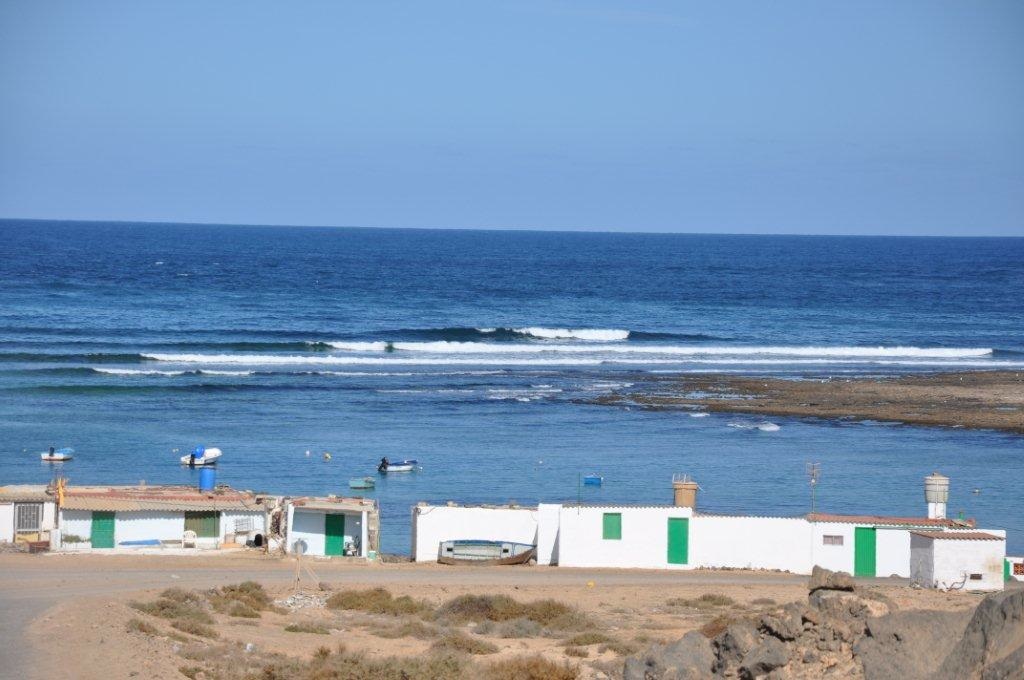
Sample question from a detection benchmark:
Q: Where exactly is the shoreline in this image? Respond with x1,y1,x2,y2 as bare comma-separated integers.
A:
591,370,1024,434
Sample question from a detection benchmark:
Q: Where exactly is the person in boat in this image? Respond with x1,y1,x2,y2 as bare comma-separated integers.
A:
189,451,196,467
378,456,389,472
49,446,55,456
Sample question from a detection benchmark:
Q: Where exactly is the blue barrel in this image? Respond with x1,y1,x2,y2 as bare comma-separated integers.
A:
199,466,216,492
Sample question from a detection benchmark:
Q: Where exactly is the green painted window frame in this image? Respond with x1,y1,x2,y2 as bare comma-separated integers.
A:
602,512,622,540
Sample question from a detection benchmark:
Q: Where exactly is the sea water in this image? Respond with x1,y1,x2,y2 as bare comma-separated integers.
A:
1,220,1022,553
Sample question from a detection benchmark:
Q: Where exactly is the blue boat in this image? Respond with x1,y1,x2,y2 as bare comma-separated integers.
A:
583,474,603,486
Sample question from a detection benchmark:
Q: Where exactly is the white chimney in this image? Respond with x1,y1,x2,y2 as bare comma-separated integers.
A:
924,472,949,520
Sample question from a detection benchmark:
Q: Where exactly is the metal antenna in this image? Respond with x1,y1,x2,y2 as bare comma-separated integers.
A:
806,462,821,515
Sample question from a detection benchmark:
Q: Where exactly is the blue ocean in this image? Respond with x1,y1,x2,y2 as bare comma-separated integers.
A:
2,220,1023,554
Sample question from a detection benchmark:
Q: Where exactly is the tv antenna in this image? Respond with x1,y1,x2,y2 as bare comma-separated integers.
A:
806,462,821,515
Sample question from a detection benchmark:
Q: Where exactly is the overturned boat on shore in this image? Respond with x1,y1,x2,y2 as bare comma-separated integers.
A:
437,539,536,566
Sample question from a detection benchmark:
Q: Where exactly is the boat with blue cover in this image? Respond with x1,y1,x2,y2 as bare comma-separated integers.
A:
40,447,74,462
437,539,536,566
583,474,603,486
378,457,418,473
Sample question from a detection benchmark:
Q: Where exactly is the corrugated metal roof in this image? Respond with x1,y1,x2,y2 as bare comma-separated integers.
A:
290,497,377,513
0,485,53,503
60,485,262,512
911,531,1003,541
807,513,973,528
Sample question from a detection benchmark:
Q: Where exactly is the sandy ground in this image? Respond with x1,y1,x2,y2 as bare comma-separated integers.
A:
0,553,991,680
594,370,1024,433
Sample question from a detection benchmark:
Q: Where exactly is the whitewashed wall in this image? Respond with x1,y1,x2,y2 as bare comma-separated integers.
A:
536,504,561,565
287,509,363,557
876,529,911,577
809,523,856,573
692,516,811,572
42,502,56,531
0,505,13,542
915,536,1005,592
412,505,539,563
909,535,933,585
59,510,93,542
220,510,266,540
115,512,183,543
556,506,694,569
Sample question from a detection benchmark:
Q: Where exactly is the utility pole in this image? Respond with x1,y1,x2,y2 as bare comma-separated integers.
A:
806,462,820,515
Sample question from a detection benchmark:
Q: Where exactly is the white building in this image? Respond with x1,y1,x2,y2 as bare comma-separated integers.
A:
411,473,1005,587
284,496,379,558
411,503,538,563
910,531,1006,591
56,484,267,550
0,485,57,546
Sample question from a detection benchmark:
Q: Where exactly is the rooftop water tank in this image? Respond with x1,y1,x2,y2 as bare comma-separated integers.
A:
925,472,950,503
199,466,217,492
672,474,699,509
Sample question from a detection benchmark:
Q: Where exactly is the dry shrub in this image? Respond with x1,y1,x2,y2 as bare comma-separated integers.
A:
161,587,204,604
284,621,330,635
599,639,641,656
665,593,736,609
210,581,279,617
259,649,470,680
369,620,439,639
436,594,590,630
563,631,613,647
171,619,219,639
326,587,430,616
130,596,214,624
431,631,499,655
482,655,579,680
126,618,159,635
699,614,734,639
564,645,589,658
751,597,777,606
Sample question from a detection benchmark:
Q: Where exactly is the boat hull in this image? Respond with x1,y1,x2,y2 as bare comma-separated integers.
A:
437,540,536,566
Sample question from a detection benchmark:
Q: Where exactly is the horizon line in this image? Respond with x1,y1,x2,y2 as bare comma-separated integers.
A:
1,216,1022,239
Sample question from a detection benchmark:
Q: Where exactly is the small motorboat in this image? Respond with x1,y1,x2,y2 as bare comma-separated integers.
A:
438,540,536,566
349,477,376,490
583,474,603,486
41,447,74,462
377,458,418,473
180,445,222,467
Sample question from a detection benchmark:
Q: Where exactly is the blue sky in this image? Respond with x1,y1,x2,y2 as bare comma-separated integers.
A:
1,1,1022,235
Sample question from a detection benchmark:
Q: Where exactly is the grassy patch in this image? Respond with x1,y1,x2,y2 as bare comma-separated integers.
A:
564,645,589,658
171,619,219,639
431,631,499,655
126,618,159,636
598,639,641,656
562,631,613,647
751,597,777,606
284,622,330,635
483,656,579,680
665,593,736,609
368,620,439,639
436,595,590,630
326,587,431,617
130,596,213,624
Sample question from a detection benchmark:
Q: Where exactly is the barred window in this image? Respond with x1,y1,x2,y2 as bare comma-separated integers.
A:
822,535,844,546
15,504,42,532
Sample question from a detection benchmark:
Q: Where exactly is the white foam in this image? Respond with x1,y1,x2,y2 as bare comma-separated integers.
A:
688,412,710,418
757,422,781,432
320,342,992,358
511,327,630,341
198,369,255,376
94,368,188,376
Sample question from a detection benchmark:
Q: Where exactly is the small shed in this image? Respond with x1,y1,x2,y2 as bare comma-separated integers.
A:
57,485,267,550
910,531,1006,592
0,485,57,545
285,496,379,558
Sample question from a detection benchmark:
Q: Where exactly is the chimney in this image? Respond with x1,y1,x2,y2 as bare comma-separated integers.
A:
924,472,949,519
672,474,699,510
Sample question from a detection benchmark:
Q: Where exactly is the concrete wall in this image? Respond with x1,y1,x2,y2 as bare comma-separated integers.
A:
60,510,93,541
220,510,266,540
692,516,811,572
0,504,13,542
556,506,694,569
287,508,364,557
809,523,856,573
536,503,561,566
915,537,1006,592
910,534,934,586
412,505,539,563
876,529,912,577
809,524,914,577
115,512,184,543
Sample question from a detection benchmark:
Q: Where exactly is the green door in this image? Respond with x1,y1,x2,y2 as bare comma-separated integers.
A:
91,511,115,549
325,513,346,556
184,511,220,538
854,527,876,577
667,518,689,565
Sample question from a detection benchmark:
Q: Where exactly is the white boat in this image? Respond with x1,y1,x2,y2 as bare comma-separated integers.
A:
180,445,222,467
378,458,418,473
41,447,74,462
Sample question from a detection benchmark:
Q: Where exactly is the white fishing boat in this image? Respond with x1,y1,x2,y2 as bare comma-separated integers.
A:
438,540,536,566
40,447,74,462
180,445,222,467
